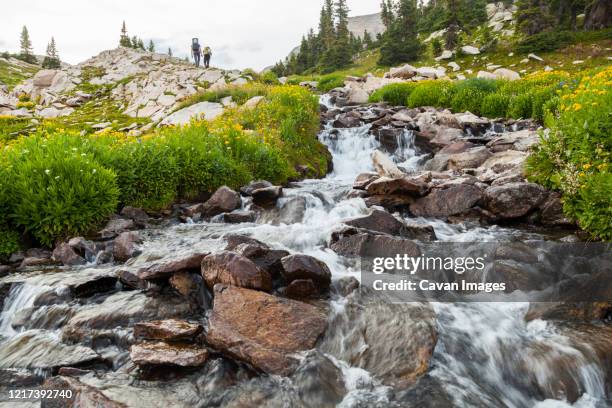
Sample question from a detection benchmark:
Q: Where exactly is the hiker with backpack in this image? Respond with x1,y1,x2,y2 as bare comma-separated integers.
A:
191,38,201,67
203,46,212,68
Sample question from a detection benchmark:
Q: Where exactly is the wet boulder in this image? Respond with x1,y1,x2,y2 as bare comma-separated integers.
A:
42,376,126,408
52,242,86,266
112,231,142,262
333,111,362,128
332,276,360,297
410,185,483,218
241,180,273,196
375,127,404,152
97,216,136,240
0,331,100,370
168,271,207,307
222,210,256,224
280,254,332,292
320,291,437,389
365,176,429,197
251,186,283,208
291,351,347,407
130,342,209,367
344,209,433,240
201,251,272,292
120,206,149,226
234,244,290,279
331,233,421,258
134,319,203,342
483,182,548,219
283,279,318,299
353,172,379,190
372,150,405,178
205,285,327,376
539,192,573,226
202,186,241,217
135,252,208,280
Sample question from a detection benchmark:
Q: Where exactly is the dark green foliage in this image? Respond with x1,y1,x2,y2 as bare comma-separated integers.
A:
18,26,36,64
42,37,61,69
516,31,574,53
5,134,120,246
379,0,423,66
480,93,510,118
317,74,345,92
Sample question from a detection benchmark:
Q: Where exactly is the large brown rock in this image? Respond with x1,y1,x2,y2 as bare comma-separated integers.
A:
52,243,86,266
345,209,422,238
113,231,141,262
201,251,272,292
447,146,492,170
483,182,548,219
251,186,283,208
331,233,421,258
134,319,203,341
130,342,209,367
135,252,208,280
168,271,206,307
280,254,332,291
365,176,429,197
202,186,241,217
205,285,327,376
410,185,483,218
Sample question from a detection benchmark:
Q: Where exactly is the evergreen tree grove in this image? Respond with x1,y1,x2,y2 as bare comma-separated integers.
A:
147,40,155,52
379,0,423,66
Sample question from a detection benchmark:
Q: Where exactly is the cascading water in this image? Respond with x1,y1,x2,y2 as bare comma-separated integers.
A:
0,96,608,408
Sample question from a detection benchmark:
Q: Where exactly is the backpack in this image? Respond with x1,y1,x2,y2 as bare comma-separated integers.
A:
192,43,201,52
204,47,212,55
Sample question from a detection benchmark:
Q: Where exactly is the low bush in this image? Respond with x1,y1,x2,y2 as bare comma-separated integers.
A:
516,31,574,54
480,93,510,118
317,74,346,93
4,134,120,246
527,67,612,240
369,82,418,105
407,80,455,108
507,93,533,119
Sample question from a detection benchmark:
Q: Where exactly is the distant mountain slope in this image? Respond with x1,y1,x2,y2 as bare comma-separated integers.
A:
348,13,384,38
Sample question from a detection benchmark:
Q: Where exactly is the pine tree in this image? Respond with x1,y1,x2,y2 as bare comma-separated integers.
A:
168,47,173,57
363,30,374,49
332,0,353,69
379,0,423,66
516,0,554,35
137,38,145,50
131,35,138,49
19,26,36,64
119,21,131,47
42,37,60,69
147,40,155,52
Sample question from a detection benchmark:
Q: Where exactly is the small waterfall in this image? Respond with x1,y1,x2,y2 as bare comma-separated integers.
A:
0,283,51,338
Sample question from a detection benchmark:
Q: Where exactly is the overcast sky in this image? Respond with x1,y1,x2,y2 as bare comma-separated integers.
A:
1,0,381,70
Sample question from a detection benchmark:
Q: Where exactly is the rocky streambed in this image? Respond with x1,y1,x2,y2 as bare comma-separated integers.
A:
0,94,610,407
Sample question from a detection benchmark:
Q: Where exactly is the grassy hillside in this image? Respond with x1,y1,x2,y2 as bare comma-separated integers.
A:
0,57,39,89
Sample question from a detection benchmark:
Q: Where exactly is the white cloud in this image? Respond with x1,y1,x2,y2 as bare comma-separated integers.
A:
0,0,381,70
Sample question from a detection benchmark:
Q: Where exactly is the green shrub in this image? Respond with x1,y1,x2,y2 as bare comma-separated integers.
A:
0,226,20,260
451,88,487,115
480,93,510,118
261,71,279,85
317,74,345,93
516,31,573,54
369,82,418,105
527,67,612,240
92,137,179,211
5,134,119,246
407,81,455,108
507,94,533,119
529,87,556,123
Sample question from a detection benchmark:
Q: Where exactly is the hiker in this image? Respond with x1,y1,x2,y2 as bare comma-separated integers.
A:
203,46,212,68
191,38,201,67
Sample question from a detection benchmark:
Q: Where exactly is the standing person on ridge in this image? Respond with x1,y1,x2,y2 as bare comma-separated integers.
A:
191,38,201,67
203,45,212,68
